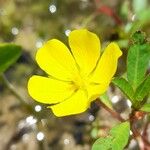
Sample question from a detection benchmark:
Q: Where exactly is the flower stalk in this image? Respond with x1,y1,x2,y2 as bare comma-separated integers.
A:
0,73,32,111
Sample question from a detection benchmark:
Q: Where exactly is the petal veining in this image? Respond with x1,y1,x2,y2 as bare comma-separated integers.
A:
49,90,89,117
89,42,122,84
36,39,79,81
69,29,100,77
28,75,75,104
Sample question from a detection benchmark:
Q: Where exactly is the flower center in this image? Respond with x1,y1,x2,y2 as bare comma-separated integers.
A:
73,75,88,90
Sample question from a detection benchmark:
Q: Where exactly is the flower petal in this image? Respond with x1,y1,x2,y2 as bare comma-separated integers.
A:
90,42,122,83
28,75,75,104
87,83,109,101
36,39,79,81
69,29,100,77
49,90,89,117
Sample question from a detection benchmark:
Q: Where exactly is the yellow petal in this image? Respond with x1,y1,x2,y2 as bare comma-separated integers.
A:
28,75,75,104
90,42,122,83
36,39,79,81
69,29,100,77
49,90,89,117
87,83,109,102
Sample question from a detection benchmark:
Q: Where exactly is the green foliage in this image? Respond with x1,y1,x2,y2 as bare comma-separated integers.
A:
127,44,150,90
134,75,150,101
140,103,150,112
92,137,112,150
112,77,134,101
0,43,21,73
1,0,150,149
100,92,113,109
92,122,130,150
127,32,150,89
131,31,146,45
113,31,150,109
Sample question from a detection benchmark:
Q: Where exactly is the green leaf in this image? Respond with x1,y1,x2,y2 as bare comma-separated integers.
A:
127,42,150,89
0,43,21,73
92,137,112,150
100,92,113,109
110,122,130,150
92,122,130,150
140,103,150,112
112,77,134,102
134,75,150,101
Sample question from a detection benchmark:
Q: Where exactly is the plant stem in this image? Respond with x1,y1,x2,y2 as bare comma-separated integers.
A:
97,97,150,149
129,110,150,150
143,117,149,139
0,73,27,104
96,98,125,122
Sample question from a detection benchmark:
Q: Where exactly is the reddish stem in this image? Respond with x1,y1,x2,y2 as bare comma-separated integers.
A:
96,99,125,122
96,98,150,150
94,0,123,25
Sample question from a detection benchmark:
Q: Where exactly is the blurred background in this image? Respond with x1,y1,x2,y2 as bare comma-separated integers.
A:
0,0,150,150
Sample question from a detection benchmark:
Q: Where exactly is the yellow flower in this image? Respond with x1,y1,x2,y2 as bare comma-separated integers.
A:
28,29,122,117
